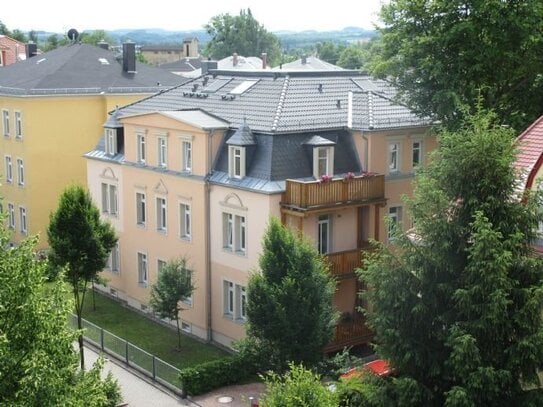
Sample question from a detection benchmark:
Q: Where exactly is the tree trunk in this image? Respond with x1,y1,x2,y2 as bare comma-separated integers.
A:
77,311,85,370
176,317,181,349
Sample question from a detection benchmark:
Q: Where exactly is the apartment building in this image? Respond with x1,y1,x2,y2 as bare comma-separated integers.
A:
0,42,183,248
86,69,436,349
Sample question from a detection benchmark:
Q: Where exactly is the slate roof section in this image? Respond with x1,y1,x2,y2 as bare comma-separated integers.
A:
159,57,202,73
117,71,431,134
515,115,543,188
226,121,256,145
304,135,336,146
104,108,123,128
0,43,185,95
272,57,344,71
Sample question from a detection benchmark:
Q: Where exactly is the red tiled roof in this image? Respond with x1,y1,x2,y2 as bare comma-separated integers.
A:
515,115,543,189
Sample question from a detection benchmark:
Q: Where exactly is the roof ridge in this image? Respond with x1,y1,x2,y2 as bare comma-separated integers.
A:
271,75,290,132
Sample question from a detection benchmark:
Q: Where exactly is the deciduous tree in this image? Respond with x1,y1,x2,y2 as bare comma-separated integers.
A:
47,185,117,370
368,0,543,131
150,257,194,348
360,109,543,405
247,218,336,371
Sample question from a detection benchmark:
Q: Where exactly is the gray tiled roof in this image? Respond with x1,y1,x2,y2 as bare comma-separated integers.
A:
304,135,336,146
117,70,430,133
159,58,202,72
0,43,185,95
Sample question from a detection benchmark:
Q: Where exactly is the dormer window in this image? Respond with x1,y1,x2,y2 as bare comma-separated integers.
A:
229,146,245,179
313,146,334,178
105,128,117,155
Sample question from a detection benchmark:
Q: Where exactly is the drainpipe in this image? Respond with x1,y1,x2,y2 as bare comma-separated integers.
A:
362,133,369,172
205,129,214,342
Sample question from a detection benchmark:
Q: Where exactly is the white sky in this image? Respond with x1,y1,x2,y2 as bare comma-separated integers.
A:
2,0,385,34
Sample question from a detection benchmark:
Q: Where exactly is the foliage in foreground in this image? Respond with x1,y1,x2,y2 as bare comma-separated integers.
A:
246,217,336,371
360,109,543,405
0,225,121,406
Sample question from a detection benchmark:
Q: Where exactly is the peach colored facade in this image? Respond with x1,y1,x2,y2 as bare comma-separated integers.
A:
87,110,435,348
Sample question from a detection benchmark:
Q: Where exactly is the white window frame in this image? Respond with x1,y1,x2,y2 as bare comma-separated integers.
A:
179,202,191,240
107,242,120,274
136,192,146,227
137,133,146,164
388,206,403,240
412,140,422,169
14,111,22,139
2,110,9,137
389,142,400,173
182,271,193,306
156,196,167,232
137,252,148,286
228,145,246,179
182,140,192,173
157,259,167,274
101,183,118,216
157,136,168,168
4,155,12,183
223,280,247,322
313,146,334,178
7,203,15,229
16,158,24,186
19,206,27,235
105,128,116,155
318,214,331,254
222,212,246,254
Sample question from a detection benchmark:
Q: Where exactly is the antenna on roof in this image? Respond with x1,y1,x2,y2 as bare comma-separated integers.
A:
67,28,79,43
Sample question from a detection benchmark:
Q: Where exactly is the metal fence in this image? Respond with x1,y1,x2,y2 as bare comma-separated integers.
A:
69,314,183,395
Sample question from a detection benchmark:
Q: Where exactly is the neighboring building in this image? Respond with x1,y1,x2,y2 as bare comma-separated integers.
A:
85,69,436,350
141,37,199,66
159,57,202,76
0,42,184,249
182,54,266,78
272,56,344,71
515,114,543,251
0,35,26,66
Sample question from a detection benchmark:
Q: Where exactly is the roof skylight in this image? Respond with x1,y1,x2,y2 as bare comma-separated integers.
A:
229,80,258,95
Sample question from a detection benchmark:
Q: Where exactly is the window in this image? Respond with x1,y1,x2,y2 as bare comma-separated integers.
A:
157,136,167,168
16,158,24,186
157,259,167,274
179,203,191,240
389,142,400,173
137,133,146,163
107,243,120,273
19,207,27,234
182,271,193,306
223,213,246,254
313,146,334,178
2,110,9,137
388,206,403,240
4,155,12,183
105,128,116,155
136,192,146,226
101,183,118,216
137,252,148,286
412,141,422,168
228,146,245,178
156,197,167,232
318,214,330,254
15,111,22,138
181,140,192,172
223,281,247,321
7,203,15,229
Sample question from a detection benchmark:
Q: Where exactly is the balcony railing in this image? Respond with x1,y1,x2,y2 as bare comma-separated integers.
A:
325,248,365,277
282,174,385,212
325,313,373,352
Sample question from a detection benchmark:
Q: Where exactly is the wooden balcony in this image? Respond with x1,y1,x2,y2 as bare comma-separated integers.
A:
281,174,385,214
325,248,366,278
325,313,373,352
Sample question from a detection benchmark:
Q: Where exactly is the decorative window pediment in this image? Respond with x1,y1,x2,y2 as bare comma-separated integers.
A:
154,179,168,195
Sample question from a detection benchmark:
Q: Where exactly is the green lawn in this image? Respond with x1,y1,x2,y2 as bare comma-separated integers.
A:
76,290,229,370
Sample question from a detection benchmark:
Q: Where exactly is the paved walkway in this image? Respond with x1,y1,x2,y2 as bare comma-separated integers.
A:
84,345,191,406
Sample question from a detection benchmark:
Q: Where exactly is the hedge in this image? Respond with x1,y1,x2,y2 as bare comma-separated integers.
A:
179,355,255,396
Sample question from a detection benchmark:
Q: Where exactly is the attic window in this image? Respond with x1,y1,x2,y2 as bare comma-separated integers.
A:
313,146,334,179
98,58,110,65
229,80,258,95
228,146,246,179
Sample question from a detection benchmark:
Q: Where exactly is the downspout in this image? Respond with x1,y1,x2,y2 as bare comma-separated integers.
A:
205,129,214,342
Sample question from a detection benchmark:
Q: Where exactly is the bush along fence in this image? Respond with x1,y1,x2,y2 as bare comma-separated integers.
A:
69,314,183,395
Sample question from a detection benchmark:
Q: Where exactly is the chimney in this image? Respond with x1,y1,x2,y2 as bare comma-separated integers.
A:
122,42,136,73
233,52,238,67
26,42,37,59
261,52,267,69
301,55,307,65
98,41,109,50
201,60,218,75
